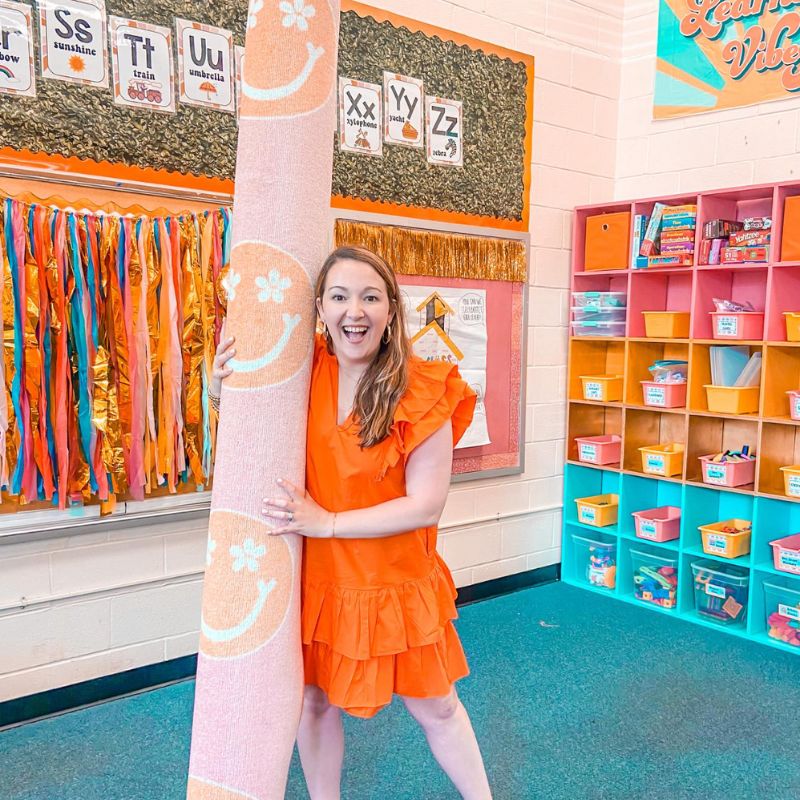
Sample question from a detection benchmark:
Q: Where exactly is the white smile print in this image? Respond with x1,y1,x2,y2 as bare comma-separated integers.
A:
229,313,302,373
241,42,325,102
201,578,277,643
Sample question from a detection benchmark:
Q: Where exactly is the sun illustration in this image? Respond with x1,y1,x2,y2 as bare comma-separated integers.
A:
69,55,86,74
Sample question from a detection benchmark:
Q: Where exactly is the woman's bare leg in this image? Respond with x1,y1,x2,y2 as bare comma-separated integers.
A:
296,685,345,800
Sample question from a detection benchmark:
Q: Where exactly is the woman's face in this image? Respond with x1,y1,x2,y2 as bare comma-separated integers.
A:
316,258,393,368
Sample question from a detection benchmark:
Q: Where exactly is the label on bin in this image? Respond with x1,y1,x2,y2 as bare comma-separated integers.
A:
638,520,657,539
792,396,800,418
579,443,598,463
644,386,666,406
579,507,596,524
779,603,800,621
584,382,602,400
705,533,728,553
787,475,800,497
778,550,800,570
645,454,665,474
704,465,727,485
706,582,726,599
716,315,738,336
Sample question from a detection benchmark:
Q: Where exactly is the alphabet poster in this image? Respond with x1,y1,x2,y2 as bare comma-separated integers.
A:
39,0,107,87
176,18,234,114
0,0,36,97
383,71,423,147
110,16,174,113
426,95,463,167
338,76,382,156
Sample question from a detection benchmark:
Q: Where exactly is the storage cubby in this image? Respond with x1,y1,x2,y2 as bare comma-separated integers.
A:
564,181,800,656
749,569,800,653
573,203,633,275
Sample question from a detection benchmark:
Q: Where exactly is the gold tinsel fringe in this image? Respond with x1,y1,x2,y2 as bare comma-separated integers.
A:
334,219,527,283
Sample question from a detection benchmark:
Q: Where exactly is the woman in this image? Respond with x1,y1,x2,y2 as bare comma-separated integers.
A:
210,246,492,800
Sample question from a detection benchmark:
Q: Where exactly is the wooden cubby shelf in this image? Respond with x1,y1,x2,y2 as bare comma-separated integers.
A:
564,180,800,657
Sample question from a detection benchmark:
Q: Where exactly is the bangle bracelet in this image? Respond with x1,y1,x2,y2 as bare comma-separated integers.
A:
209,391,221,412
332,512,337,538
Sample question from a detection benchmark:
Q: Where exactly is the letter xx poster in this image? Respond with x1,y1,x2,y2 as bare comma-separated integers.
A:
656,0,800,119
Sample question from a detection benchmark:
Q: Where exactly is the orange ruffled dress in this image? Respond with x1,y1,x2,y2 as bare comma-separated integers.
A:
302,336,477,718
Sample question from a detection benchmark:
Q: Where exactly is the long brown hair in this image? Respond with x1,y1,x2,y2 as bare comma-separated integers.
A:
316,246,412,448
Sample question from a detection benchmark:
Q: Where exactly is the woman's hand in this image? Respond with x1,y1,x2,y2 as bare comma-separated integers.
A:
210,325,236,398
262,479,334,537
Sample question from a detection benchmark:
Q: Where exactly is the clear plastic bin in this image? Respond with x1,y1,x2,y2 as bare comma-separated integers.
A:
575,434,621,465
571,291,627,309
630,548,678,609
570,533,616,590
571,320,626,338
764,580,800,648
571,306,627,323
632,506,681,542
691,559,749,626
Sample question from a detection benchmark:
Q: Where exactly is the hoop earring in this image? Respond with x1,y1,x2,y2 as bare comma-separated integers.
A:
382,326,392,345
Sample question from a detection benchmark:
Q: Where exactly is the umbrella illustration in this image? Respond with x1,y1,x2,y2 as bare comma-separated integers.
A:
199,80,217,100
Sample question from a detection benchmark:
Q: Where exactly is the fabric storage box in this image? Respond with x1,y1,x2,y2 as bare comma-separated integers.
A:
781,195,800,261
704,385,760,415
699,519,752,559
575,494,619,527
691,559,749,626
642,311,690,339
784,312,800,342
570,533,617,590
571,306,627,323
640,381,687,408
630,548,678,609
571,320,625,337
639,443,684,477
788,390,800,421
769,533,800,575
572,291,627,308
580,375,623,402
764,580,800,648
632,506,681,543
699,455,756,488
584,212,630,271
575,434,621,466
710,311,764,340
781,466,800,498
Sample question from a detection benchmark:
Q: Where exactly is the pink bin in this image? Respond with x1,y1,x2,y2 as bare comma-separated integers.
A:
710,311,764,340
700,455,756,488
575,434,621,466
641,381,687,409
632,506,681,543
770,534,800,575
788,390,800,421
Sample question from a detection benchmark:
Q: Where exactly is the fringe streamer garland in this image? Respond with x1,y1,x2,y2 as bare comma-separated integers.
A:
0,196,231,510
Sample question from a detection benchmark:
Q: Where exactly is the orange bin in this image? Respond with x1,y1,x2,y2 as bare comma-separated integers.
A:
642,311,690,339
785,312,800,342
584,212,630,271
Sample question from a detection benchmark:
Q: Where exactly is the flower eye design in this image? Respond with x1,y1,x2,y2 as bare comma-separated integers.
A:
248,0,264,29
206,537,217,567
230,538,267,573
256,269,293,304
222,269,242,302
279,0,316,31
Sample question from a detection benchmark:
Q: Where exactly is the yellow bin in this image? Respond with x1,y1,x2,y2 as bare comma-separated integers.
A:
704,385,760,415
781,465,800,498
785,312,800,342
639,443,684,477
580,375,623,403
699,519,752,559
575,494,619,527
642,311,691,339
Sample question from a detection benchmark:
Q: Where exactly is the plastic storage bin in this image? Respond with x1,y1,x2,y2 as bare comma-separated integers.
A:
691,559,749,626
575,434,621,466
574,494,619,527
788,390,800,421
769,533,800,575
781,466,800,498
632,506,681,543
704,385,760,415
571,320,626,338
580,375,623,402
640,381,687,408
784,312,800,342
570,533,617,590
572,291,627,308
630,548,678,609
642,311,690,339
699,519,752,559
639,443,684,477
764,580,800,648
699,455,756,488
571,306,627,323
710,311,764,340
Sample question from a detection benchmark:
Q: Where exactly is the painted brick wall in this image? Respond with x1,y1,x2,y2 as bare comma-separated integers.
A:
0,0,624,700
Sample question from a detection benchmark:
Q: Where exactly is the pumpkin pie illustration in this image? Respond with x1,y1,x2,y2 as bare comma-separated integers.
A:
402,119,418,140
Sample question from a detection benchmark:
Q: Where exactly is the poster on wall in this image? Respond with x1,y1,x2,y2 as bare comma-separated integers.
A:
0,0,36,97
655,1,800,119
338,77,382,156
176,19,235,113
39,0,108,87
426,96,463,167
400,285,490,449
110,17,175,113
383,71,423,147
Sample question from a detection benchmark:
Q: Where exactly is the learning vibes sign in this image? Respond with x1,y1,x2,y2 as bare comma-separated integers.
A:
656,0,800,118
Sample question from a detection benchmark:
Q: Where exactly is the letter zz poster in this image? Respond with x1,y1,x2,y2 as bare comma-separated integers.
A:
656,0,800,119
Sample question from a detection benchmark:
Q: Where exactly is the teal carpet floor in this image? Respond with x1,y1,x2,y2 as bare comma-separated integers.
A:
2,581,799,800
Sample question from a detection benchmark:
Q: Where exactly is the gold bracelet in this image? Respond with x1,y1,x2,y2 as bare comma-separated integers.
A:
209,391,221,412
